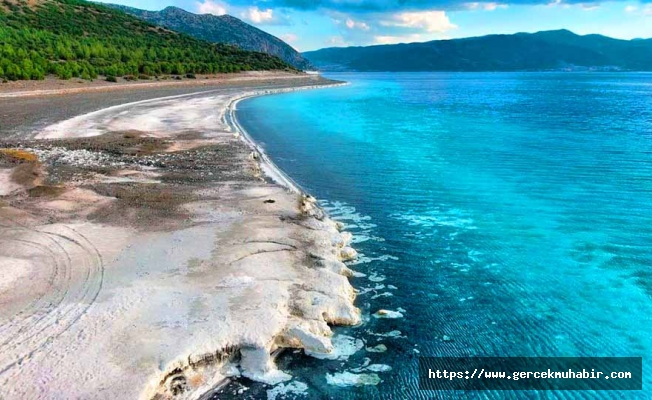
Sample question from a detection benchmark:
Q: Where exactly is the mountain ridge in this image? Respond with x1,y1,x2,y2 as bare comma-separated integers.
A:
0,0,292,81
109,4,312,70
303,30,652,72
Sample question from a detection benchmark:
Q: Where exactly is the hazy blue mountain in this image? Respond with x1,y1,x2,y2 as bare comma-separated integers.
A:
303,30,652,71
110,5,312,70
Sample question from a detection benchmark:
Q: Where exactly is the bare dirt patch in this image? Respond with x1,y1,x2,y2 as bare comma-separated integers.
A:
56,131,171,156
0,127,256,230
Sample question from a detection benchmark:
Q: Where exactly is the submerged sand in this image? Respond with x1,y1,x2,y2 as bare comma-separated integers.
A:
0,74,359,399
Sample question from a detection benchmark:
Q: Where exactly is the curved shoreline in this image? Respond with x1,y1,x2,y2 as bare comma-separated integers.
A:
173,81,353,399
226,82,349,194
138,78,363,399
203,81,353,396
0,76,362,400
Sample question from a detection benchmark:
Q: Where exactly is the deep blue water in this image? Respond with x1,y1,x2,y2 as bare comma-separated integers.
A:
232,73,652,399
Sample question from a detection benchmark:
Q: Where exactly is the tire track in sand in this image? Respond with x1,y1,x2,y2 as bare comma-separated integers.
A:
0,217,104,375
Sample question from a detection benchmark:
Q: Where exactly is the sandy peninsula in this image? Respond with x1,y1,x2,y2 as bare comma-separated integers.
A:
0,73,360,399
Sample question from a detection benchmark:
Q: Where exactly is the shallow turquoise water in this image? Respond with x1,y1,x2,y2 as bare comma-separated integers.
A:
231,73,652,399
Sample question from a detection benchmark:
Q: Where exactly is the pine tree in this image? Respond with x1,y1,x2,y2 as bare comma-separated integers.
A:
0,0,293,82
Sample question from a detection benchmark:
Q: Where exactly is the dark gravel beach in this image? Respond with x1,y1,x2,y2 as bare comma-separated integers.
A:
0,75,336,139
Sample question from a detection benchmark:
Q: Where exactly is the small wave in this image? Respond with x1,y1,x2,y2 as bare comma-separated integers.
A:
325,372,381,387
366,344,387,353
357,283,386,296
363,364,392,373
373,309,404,319
267,381,308,400
305,334,363,360
351,234,385,244
368,273,386,282
319,200,379,233
468,250,484,262
350,254,399,266
366,330,405,339
391,207,478,231
350,357,393,373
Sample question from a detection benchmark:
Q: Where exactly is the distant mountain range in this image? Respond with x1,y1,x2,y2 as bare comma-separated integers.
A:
303,30,652,72
109,5,312,70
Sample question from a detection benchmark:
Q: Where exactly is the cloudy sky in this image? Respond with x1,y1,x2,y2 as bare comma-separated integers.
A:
97,0,652,51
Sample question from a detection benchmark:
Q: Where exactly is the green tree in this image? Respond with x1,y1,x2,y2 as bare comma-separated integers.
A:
0,0,294,82
5,63,21,81
32,67,46,80
56,64,73,80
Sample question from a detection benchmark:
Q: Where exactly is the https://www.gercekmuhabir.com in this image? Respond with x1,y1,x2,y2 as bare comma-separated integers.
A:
419,357,642,391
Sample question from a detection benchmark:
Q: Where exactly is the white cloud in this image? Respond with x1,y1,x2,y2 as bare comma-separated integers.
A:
625,4,652,15
465,2,508,11
544,0,570,9
484,2,508,10
543,0,596,10
579,3,599,11
381,11,457,33
345,18,371,31
327,36,348,46
243,7,274,23
281,33,298,43
280,34,299,50
374,34,424,44
196,1,290,25
196,0,227,16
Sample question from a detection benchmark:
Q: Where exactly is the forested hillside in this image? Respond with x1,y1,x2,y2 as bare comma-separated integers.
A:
0,0,293,81
111,5,312,70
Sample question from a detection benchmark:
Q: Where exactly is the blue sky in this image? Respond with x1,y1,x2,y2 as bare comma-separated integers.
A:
97,0,652,51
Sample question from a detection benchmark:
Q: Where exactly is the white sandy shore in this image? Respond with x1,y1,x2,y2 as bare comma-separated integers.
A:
0,77,359,399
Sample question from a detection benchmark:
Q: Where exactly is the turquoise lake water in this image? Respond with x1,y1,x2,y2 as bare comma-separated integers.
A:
229,73,652,399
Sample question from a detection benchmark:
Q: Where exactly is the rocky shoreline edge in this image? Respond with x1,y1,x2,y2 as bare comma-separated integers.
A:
0,75,363,400
146,80,360,399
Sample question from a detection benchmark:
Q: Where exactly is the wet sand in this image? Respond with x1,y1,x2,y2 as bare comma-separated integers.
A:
0,73,359,399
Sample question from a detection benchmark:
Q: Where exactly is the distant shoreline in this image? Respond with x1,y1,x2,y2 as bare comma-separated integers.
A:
0,71,307,98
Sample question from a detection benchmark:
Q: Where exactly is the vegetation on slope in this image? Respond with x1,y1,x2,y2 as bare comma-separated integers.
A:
111,5,313,70
0,0,293,82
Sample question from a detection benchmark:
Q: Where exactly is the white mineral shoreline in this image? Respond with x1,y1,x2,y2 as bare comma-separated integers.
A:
226,82,349,194
191,80,351,396
0,76,361,400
